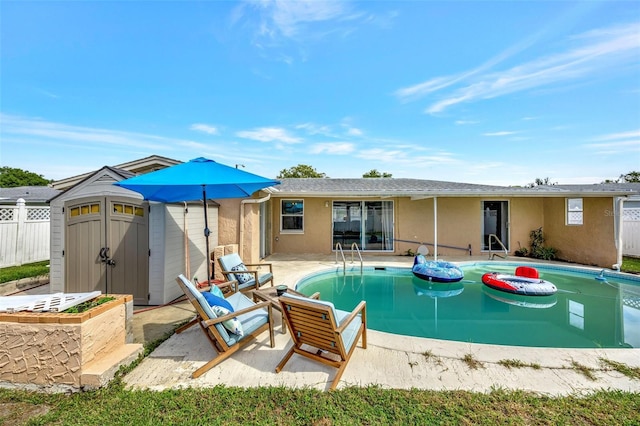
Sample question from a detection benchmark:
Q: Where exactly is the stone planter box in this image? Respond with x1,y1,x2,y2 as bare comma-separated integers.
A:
0,294,143,392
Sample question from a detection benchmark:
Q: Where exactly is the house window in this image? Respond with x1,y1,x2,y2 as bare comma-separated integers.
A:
281,200,303,233
567,198,583,225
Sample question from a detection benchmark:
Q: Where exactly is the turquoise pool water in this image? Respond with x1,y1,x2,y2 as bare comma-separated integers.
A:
295,262,640,348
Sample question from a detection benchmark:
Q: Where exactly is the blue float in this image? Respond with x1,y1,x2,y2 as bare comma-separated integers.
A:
412,254,464,283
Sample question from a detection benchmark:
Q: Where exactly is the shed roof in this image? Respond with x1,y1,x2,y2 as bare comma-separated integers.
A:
265,178,640,198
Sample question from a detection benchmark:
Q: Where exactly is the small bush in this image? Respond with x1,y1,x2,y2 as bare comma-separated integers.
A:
529,227,557,260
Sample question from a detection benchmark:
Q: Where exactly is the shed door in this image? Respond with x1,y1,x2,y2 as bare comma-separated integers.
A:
65,197,149,304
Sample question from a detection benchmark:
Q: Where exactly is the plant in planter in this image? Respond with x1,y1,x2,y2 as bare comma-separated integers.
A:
63,296,115,314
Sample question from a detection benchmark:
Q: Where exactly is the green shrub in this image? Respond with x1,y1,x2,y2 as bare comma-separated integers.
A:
529,227,557,260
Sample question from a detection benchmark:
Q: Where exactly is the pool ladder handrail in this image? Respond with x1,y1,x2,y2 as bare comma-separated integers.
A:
335,242,346,273
335,242,364,273
488,234,508,260
351,242,363,273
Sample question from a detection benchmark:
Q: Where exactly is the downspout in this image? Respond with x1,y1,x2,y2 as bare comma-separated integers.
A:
433,197,438,260
239,193,271,259
614,197,625,270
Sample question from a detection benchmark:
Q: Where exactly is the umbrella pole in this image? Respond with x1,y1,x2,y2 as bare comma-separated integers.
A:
203,187,211,287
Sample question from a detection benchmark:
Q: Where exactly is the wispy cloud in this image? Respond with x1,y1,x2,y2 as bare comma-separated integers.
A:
33,87,60,99
263,1,354,38
310,142,355,155
190,123,220,135
236,126,301,144
233,0,381,63
295,122,334,137
0,113,193,151
591,129,640,141
455,120,480,126
395,21,640,114
585,129,640,154
483,131,518,137
355,148,459,166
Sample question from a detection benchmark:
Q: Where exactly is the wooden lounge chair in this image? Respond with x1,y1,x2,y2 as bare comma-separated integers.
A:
276,293,367,390
175,274,274,378
218,253,274,292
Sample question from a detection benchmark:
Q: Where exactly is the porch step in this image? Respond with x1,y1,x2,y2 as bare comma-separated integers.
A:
81,343,144,390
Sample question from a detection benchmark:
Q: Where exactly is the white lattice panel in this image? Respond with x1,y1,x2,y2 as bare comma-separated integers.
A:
0,291,102,313
623,208,640,222
27,207,50,221
0,207,16,222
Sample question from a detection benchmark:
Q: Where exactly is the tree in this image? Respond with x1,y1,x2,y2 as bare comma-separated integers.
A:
362,169,392,178
525,177,556,188
277,164,327,178
603,171,640,183
0,167,52,188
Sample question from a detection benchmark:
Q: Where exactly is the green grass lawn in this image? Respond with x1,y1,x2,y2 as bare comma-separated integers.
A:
622,256,640,274
1,258,639,425
0,260,49,284
1,382,639,425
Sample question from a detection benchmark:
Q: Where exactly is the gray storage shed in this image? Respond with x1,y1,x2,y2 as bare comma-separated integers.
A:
49,166,218,305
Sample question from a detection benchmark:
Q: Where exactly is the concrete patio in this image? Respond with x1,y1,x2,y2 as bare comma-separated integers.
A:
123,254,640,395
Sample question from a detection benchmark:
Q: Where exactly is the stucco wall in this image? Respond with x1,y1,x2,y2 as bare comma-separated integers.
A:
0,296,130,388
217,198,266,264
267,194,618,267
217,199,240,249
272,197,334,254
510,198,545,253
543,197,617,267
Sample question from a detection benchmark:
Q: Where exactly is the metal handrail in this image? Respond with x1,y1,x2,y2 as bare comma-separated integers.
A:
350,242,363,273
335,242,346,272
488,234,508,260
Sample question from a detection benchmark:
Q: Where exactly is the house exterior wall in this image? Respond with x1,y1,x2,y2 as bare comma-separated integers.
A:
543,197,617,267
434,198,480,256
266,194,618,267
217,199,240,250
509,198,545,253
216,198,263,263
272,197,337,254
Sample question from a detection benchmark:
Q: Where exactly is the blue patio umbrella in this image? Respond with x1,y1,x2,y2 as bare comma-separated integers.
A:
115,157,279,284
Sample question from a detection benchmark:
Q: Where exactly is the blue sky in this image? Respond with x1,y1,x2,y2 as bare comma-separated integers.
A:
1,1,639,186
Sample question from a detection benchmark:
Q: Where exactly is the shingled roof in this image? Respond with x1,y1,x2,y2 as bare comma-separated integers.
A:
265,178,639,198
0,186,62,203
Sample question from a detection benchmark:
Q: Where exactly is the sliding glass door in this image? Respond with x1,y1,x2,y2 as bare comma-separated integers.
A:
332,201,394,251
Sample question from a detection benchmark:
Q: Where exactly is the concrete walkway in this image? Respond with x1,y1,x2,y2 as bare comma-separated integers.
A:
123,254,640,394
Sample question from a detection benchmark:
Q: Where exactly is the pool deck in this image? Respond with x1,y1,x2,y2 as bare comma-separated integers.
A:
123,254,640,394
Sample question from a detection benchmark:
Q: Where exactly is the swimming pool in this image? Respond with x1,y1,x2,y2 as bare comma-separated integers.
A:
295,262,640,348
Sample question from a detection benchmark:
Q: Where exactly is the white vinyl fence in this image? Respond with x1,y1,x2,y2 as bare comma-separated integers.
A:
623,208,640,257
0,199,51,268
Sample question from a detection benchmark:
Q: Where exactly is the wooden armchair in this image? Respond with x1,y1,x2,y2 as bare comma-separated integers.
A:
217,253,274,291
276,293,367,390
175,274,274,378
